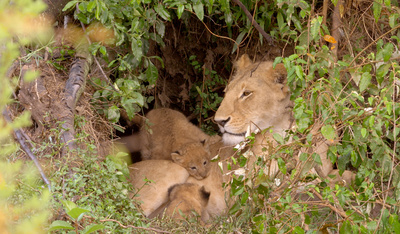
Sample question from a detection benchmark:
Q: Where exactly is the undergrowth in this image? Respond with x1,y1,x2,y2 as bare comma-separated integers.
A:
2,0,400,233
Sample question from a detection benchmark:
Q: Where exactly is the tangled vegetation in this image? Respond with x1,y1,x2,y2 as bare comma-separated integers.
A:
1,0,399,233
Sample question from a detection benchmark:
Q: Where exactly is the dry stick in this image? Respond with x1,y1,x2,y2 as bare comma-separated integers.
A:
231,0,275,46
2,108,51,192
311,188,348,219
331,0,342,60
100,219,172,233
321,0,329,26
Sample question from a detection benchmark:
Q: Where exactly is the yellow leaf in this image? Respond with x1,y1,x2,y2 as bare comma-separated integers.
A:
330,45,336,50
324,35,337,44
339,4,345,18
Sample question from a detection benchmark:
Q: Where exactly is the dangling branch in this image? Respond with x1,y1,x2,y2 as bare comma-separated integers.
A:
2,108,51,191
231,0,275,46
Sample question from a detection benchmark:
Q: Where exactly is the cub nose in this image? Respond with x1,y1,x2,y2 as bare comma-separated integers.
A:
215,117,230,127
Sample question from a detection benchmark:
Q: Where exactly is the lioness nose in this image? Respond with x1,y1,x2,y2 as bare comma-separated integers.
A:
215,117,230,127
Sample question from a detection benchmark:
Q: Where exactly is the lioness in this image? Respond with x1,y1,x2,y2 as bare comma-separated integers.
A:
214,54,354,183
149,183,210,223
140,108,212,180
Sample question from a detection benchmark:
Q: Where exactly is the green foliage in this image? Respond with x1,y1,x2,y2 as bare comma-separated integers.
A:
0,0,52,233
51,153,146,233
49,200,105,233
189,55,226,134
223,0,400,232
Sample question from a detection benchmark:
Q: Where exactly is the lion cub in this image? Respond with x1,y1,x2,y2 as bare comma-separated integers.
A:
149,183,210,223
140,108,212,180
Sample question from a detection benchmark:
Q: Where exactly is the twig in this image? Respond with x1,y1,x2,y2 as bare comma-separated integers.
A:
231,0,275,46
311,188,348,219
349,23,400,66
2,108,51,192
100,218,172,233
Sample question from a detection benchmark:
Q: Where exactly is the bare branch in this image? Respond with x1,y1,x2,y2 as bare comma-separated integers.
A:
2,108,51,191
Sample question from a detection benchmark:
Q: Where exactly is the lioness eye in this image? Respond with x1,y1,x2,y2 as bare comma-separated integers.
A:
191,167,197,170
241,90,252,98
203,161,207,165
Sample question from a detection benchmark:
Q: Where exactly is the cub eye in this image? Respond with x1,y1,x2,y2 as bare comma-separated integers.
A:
191,166,197,170
240,90,252,99
203,161,207,165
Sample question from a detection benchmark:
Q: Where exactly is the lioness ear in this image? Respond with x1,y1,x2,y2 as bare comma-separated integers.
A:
274,63,287,84
235,54,253,70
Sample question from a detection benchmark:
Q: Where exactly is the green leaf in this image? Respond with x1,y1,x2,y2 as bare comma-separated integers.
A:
67,207,90,221
48,220,74,231
107,105,120,123
177,4,184,19
156,22,165,38
82,224,106,234
376,63,390,85
99,45,107,56
299,153,308,162
293,226,305,234
87,1,96,12
361,128,367,138
321,125,336,141
340,220,352,234
61,200,77,212
312,153,322,165
273,133,284,145
146,62,158,85
295,65,304,80
232,30,247,54
389,14,399,28
62,0,79,11
382,43,394,62
193,2,204,21
359,72,371,92
155,3,171,21
366,221,377,230
373,0,383,22
131,38,143,61
277,12,284,31
310,17,321,41
121,98,139,119
132,92,145,107
277,158,286,174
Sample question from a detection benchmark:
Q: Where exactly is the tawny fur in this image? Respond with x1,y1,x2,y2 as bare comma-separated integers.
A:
153,183,210,223
214,54,354,184
128,160,189,217
140,108,212,179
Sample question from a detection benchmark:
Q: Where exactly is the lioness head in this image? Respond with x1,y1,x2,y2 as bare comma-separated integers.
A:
171,140,211,180
165,183,210,222
214,54,292,145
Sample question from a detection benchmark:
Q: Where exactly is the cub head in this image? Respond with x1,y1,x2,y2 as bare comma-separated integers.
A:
171,140,211,180
165,183,210,222
214,54,292,146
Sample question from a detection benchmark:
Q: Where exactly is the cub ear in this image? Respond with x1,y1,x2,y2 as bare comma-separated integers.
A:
235,54,253,70
171,151,184,163
273,63,287,84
